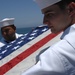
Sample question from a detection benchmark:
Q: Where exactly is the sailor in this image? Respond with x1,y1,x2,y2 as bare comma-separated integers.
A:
0,18,23,47
22,0,75,75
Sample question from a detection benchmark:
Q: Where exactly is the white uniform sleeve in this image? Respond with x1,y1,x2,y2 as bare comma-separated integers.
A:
22,47,65,75
0,38,6,47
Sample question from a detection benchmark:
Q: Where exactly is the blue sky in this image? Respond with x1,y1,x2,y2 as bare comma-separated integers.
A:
0,0,44,28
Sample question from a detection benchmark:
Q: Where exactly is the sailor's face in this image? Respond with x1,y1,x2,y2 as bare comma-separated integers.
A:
1,26,16,41
42,4,71,33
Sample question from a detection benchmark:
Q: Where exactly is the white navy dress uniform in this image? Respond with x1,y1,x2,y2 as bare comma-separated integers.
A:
0,18,23,47
22,0,75,75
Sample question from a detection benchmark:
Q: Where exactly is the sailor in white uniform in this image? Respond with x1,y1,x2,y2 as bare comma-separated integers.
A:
22,0,75,75
0,18,23,47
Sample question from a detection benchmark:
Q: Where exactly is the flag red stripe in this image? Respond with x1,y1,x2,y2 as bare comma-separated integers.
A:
0,33,59,75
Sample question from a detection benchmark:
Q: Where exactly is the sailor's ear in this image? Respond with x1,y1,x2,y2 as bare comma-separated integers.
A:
14,26,16,30
67,2,75,16
12,25,16,30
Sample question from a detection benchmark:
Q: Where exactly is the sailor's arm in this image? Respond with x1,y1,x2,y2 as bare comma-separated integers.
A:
22,47,65,75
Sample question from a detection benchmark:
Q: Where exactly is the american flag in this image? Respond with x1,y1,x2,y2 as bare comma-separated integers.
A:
0,25,62,75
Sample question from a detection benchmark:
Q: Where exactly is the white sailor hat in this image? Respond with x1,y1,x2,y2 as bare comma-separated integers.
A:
34,0,61,9
0,18,15,28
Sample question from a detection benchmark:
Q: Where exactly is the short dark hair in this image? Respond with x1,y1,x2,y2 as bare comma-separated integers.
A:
56,0,75,10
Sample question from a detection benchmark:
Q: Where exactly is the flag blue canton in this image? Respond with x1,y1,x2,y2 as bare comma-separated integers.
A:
0,25,49,60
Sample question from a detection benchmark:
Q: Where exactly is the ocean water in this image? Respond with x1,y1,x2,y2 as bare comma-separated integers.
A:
16,27,33,34
0,27,34,40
